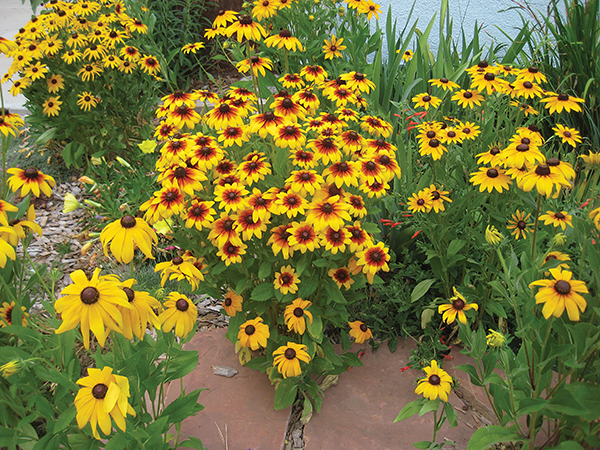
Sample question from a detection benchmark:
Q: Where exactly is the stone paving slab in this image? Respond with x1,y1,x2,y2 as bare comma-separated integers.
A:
304,340,490,450
173,329,291,450
174,329,495,450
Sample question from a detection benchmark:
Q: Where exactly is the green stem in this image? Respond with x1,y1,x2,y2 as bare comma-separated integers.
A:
432,409,438,443
531,194,542,260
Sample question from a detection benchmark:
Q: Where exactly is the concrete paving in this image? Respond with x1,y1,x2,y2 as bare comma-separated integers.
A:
174,329,493,450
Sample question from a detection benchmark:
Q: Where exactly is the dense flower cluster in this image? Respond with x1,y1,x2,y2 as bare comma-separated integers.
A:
2,0,159,115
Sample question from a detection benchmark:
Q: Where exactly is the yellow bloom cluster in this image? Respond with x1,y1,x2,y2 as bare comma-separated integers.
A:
3,0,159,114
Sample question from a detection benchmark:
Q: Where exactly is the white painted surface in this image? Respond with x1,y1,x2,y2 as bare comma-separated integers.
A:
375,0,554,56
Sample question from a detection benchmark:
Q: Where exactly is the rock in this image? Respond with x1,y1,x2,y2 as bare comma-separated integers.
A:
212,365,238,378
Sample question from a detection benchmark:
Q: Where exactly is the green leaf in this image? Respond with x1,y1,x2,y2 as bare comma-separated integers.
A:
306,314,323,343
456,364,483,386
545,443,585,450
312,258,329,267
546,387,589,417
411,279,436,303
250,283,275,302
258,261,272,279
413,441,432,449
54,405,77,433
104,433,131,450
447,239,466,258
160,390,205,423
341,352,363,367
274,378,298,410
516,398,548,416
164,350,198,382
394,399,424,422
419,399,441,416
36,127,57,144
466,425,526,450
324,281,347,304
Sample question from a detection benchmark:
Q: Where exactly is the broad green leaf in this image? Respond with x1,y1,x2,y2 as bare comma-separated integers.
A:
411,279,436,303
466,425,525,450
274,378,298,410
394,399,424,422
306,314,323,343
250,283,275,302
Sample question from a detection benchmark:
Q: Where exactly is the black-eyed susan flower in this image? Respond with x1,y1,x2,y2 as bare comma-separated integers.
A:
341,71,375,93
519,163,570,197
251,0,279,19
511,79,544,99
543,251,571,272
438,286,478,324
55,268,130,349
154,254,205,289
530,268,588,321
476,145,503,165
3,205,42,246
321,226,351,254
274,122,306,149
517,66,547,83
423,185,451,213
323,35,346,59
222,290,243,317
553,124,581,147
356,241,390,283
238,317,270,350
74,367,135,440
407,190,433,213
348,320,373,343
7,167,55,197
264,29,303,52
0,200,18,226
159,292,198,338
399,49,413,61
507,210,533,240
470,166,512,193
415,360,453,402
329,267,355,290
46,74,64,93
234,208,269,240
540,92,584,114
451,89,484,109
429,77,459,91
0,301,28,327
268,224,294,259
225,14,267,42
539,210,573,230
283,298,313,334
418,138,447,161
42,96,62,116
118,278,161,340
208,212,240,246
288,221,320,253
217,240,247,266
300,64,327,83
306,194,352,231
287,169,323,196
273,342,310,378
0,233,16,268
100,215,157,264
412,92,441,110
357,0,382,20
0,360,21,377
274,190,307,218
184,199,216,230
77,92,97,111
579,151,600,169
78,63,103,81
181,42,204,54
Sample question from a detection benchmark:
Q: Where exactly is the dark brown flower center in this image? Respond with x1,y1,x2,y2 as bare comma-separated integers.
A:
417,199,425,205
429,139,440,147
448,131,456,138
546,158,560,166
422,95,431,102
291,306,304,318
557,93,569,101
563,131,572,138
322,202,333,213
484,73,495,81
285,348,296,359
24,167,39,179
452,298,465,310
165,191,177,201
523,81,533,89
555,212,565,219
120,215,136,228
486,168,499,178
429,374,441,385
223,219,234,230
174,167,187,178
284,125,296,135
516,144,529,152
359,323,368,332
517,221,527,229
336,270,348,280
554,280,571,295
92,383,108,399
80,287,99,305
224,297,232,306
176,298,189,311
463,91,473,99
546,254,557,261
123,287,135,302
431,191,440,200
245,324,256,335
535,164,551,176
477,61,489,68
219,104,230,113
370,251,381,261
490,147,500,155
279,29,292,38
426,131,436,139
